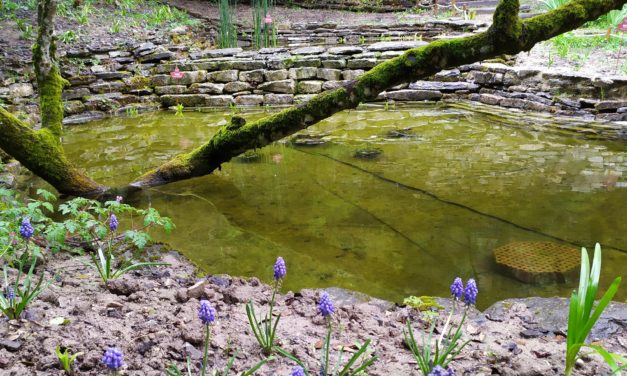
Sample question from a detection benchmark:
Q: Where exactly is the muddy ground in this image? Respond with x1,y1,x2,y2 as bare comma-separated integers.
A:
0,245,625,375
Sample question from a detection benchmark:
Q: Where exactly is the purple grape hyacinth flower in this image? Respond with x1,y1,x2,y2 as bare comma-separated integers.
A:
19,217,34,239
115,196,123,203
292,366,306,376
199,300,216,325
273,256,286,280
463,278,478,306
450,277,463,300
428,365,455,376
318,292,334,317
101,347,123,370
6,286,15,302
109,214,119,232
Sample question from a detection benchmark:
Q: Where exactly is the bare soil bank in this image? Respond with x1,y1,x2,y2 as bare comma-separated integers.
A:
0,246,625,375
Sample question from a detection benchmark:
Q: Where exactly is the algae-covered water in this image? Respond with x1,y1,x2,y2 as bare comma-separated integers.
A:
63,103,627,308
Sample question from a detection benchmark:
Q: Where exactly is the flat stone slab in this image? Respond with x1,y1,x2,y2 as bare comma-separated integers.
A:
62,111,106,125
367,41,428,51
484,297,627,341
203,48,243,58
327,46,365,55
291,46,326,55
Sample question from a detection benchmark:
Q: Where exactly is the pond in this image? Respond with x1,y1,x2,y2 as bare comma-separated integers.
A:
62,103,627,309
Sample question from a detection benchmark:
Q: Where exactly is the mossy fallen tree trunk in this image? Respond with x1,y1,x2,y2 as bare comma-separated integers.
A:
0,0,625,196
0,0,106,196
131,0,626,188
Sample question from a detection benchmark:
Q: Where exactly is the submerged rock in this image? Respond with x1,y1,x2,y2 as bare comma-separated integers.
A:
234,150,262,163
385,128,413,139
353,146,383,160
290,133,328,146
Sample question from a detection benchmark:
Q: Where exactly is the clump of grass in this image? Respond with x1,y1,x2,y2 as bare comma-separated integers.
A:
252,0,276,49
218,0,238,48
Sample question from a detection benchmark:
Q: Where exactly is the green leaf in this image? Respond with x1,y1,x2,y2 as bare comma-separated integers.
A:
583,344,626,372
36,189,56,202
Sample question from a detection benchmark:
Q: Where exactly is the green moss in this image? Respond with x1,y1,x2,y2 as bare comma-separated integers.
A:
491,0,523,51
403,296,444,311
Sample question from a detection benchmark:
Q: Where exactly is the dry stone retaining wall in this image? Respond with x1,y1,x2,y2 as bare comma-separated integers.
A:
1,40,626,126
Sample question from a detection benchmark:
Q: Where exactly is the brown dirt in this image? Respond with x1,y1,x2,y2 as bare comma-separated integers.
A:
0,245,624,375
167,0,414,28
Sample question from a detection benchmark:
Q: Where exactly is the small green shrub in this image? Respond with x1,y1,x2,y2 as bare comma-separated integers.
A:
55,346,83,375
565,244,625,375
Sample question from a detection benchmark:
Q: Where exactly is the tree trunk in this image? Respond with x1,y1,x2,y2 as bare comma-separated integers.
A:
0,0,624,197
0,0,106,196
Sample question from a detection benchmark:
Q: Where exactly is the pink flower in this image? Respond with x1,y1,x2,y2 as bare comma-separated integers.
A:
263,14,272,24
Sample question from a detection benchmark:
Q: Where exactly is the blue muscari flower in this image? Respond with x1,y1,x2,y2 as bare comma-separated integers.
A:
6,286,15,302
101,347,123,370
199,300,216,325
19,217,34,239
318,292,334,317
109,214,119,232
428,365,455,376
273,256,286,280
450,277,463,300
463,278,478,306
292,366,306,376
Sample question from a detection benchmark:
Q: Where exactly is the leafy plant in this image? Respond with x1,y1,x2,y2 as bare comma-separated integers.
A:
565,244,625,375
55,346,83,375
109,19,122,33
276,292,377,375
175,103,184,116
87,199,170,283
59,30,78,44
167,300,273,376
14,17,34,39
0,256,54,319
246,257,285,355
586,5,627,29
126,106,139,117
539,0,570,11
404,278,477,375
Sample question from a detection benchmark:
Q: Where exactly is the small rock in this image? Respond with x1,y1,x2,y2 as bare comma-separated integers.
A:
187,281,206,299
137,340,156,356
208,275,231,288
532,349,551,358
106,301,124,309
184,342,204,360
0,339,22,352
520,329,545,338
106,277,141,296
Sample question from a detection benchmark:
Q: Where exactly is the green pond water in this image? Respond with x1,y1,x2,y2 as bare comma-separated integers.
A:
62,103,627,309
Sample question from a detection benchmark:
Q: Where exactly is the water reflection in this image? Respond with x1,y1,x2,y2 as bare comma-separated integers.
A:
62,104,627,309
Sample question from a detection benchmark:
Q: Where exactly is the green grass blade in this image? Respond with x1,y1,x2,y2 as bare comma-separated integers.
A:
113,262,168,278
580,277,621,341
221,351,238,376
348,355,378,376
339,339,371,374
241,355,274,376
583,344,622,371
566,291,579,352
246,302,266,348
